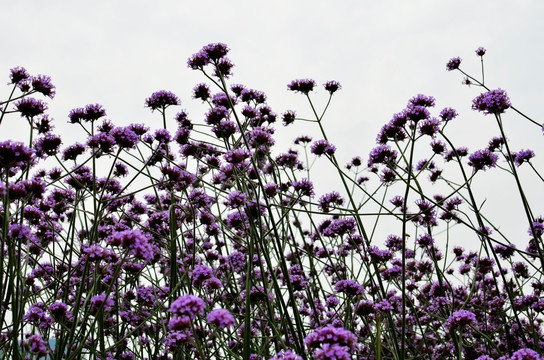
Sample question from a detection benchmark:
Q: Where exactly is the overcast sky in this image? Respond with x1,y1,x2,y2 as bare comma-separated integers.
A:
1,0,543,246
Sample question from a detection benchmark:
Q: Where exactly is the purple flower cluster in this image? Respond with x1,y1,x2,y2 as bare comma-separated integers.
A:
472,89,511,115
287,79,316,94
145,90,180,111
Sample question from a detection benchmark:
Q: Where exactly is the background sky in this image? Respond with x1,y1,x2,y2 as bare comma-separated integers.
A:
1,0,543,248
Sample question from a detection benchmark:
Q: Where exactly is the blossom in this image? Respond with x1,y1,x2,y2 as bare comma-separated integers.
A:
26,334,50,356
324,80,341,94
33,134,61,159
193,83,211,101
145,90,180,111
468,149,499,171
439,107,458,121
444,309,476,331
334,280,364,296
31,74,55,98
311,139,336,156
15,97,48,117
206,308,235,329
472,89,511,115
409,94,435,108
0,140,35,171
318,191,344,212
509,348,542,360
169,294,206,319
287,79,316,94
203,42,230,61
9,66,30,85
475,46,487,56
292,178,314,197
368,144,398,166
305,325,357,354
514,149,535,166
446,57,462,71
68,104,107,123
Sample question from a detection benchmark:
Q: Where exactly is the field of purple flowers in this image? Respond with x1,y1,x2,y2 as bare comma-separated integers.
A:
1,43,543,360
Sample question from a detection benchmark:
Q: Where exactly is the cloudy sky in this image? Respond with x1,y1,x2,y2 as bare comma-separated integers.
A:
1,0,543,245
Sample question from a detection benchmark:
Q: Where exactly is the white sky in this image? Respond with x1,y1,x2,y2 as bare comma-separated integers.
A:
1,0,543,248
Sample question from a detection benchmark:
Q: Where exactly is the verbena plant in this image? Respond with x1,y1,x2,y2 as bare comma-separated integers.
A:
1,44,543,360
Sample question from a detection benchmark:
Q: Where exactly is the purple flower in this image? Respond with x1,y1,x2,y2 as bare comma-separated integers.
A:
305,325,357,352
444,309,476,332
324,80,342,94
214,57,234,78
110,126,139,149
334,280,364,296
0,140,35,171
514,149,535,166
83,103,107,121
15,97,48,117
68,104,107,123
409,94,435,108
49,301,69,319
206,106,229,125
509,348,542,360
314,343,351,360
430,139,447,154
268,350,303,360
287,79,316,94
193,83,211,101
416,233,434,247
187,50,210,69
528,216,544,237
311,139,336,157
34,133,62,157
292,178,314,197
406,105,430,122
206,308,235,329
169,294,206,319
472,89,511,115
31,74,55,98
439,107,458,121
318,191,344,212
108,229,153,261
368,144,398,166
26,334,50,356
203,42,230,61
475,47,487,56
9,66,30,85
468,149,499,171
145,90,180,111
89,292,115,313
418,117,441,136
446,57,462,71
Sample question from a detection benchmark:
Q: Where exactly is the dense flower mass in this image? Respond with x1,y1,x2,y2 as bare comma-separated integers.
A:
1,45,543,360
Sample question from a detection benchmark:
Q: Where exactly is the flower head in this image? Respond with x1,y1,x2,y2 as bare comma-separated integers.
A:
15,98,48,118
324,80,341,94
475,47,486,56
9,66,30,85
311,139,336,157
445,309,477,332
206,308,235,329
446,57,462,71
169,294,206,319
31,75,55,98
468,149,499,171
145,90,180,111
472,89,511,115
287,79,316,94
